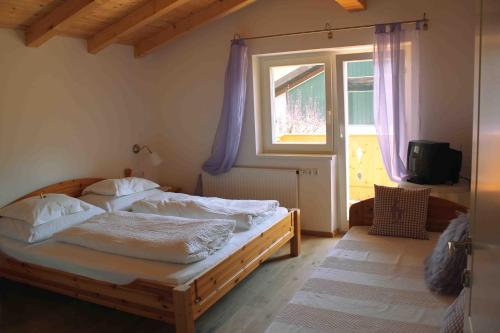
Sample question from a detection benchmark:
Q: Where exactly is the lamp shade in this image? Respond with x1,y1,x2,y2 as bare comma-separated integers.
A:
148,151,163,167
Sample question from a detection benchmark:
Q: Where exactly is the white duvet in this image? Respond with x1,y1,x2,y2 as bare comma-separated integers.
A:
132,193,279,230
54,211,235,264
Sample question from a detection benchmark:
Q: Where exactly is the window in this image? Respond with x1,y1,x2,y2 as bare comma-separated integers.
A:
347,60,374,126
346,59,375,135
256,53,333,154
271,64,327,144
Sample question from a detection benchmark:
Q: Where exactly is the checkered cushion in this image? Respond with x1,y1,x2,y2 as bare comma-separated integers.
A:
440,288,465,333
368,185,431,239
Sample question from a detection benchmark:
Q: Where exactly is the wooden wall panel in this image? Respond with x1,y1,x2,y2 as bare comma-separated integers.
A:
349,196,468,232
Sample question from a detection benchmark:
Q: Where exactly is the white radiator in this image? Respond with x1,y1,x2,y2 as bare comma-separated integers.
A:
202,167,299,209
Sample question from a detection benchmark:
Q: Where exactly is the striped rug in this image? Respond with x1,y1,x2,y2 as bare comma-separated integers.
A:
265,227,453,333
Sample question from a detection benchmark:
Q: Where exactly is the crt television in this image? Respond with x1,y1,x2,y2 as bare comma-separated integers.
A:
406,140,462,185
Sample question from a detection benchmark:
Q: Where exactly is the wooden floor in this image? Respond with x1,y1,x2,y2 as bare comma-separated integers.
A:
0,236,338,333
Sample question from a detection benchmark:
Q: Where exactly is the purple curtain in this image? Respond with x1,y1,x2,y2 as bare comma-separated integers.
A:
373,23,421,182
202,39,248,175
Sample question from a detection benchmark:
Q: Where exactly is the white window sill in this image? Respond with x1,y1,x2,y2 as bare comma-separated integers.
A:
256,153,335,160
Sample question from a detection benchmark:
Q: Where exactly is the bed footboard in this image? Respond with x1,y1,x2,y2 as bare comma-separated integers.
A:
188,209,300,319
290,208,301,257
0,253,177,323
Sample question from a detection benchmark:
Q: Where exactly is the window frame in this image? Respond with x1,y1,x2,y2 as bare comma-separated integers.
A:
334,52,374,229
256,52,334,155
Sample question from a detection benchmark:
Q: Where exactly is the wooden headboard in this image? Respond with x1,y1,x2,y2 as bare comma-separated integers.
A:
349,196,468,232
11,178,104,204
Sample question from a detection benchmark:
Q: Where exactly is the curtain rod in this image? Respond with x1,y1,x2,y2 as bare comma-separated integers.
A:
233,13,428,41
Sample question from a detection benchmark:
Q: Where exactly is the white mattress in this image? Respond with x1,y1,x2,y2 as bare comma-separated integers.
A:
0,207,289,285
79,189,165,211
266,227,454,333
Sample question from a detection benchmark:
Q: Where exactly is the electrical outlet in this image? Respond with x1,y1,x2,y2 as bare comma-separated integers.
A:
299,168,319,176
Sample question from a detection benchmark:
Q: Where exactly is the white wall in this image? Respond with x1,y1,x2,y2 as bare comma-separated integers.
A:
0,29,157,206
145,0,476,232
0,0,476,232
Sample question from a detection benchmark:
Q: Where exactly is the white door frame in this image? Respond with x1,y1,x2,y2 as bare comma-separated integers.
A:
334,52,373,231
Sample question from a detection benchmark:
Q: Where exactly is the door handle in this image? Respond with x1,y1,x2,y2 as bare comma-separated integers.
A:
462,269,472,288
448,237,472,257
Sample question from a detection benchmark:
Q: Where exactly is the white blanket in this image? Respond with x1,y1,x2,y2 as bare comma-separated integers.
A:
132,194,279,230
54,211,235,264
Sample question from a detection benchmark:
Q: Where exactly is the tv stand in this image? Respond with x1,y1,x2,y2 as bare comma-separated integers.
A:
397,178,470,207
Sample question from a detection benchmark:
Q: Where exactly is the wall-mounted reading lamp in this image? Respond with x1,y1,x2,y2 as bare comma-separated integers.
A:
132,144,163,167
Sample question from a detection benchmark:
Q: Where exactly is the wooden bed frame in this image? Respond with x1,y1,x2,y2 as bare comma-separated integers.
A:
349,196,468,232
0,178,301,333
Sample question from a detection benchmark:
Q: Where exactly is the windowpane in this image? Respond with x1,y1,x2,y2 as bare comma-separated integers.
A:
344,58,395,210
347,60,374,125
347,60,373,77
270,64,327,144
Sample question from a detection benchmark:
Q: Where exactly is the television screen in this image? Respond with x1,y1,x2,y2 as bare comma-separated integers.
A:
406,140,461,184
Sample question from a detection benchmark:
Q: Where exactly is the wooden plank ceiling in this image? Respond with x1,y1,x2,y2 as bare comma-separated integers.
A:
0,0,257,57
0,0,366,58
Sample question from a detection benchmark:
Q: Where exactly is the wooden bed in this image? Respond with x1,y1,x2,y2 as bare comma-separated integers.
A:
0,178,301,333
349,195,468,231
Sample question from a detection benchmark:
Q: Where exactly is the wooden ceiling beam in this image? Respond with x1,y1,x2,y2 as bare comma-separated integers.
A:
26,0,102,47
134,0,257,58
335,0,366,12
87,0,192,54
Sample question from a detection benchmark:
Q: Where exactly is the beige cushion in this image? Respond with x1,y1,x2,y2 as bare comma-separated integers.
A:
369,185,431,239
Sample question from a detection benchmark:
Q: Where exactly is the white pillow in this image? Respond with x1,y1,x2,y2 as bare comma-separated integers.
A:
82,177,160,197
79,188,164,212
0,205,105,243
0,194,89,226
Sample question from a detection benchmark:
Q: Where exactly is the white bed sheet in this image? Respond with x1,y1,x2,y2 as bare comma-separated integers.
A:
266,226,454,333
79,189,164,211
0,207,289,285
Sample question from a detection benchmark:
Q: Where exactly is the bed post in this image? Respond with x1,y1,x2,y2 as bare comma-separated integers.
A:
173,284,195,333
290,209,301,257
